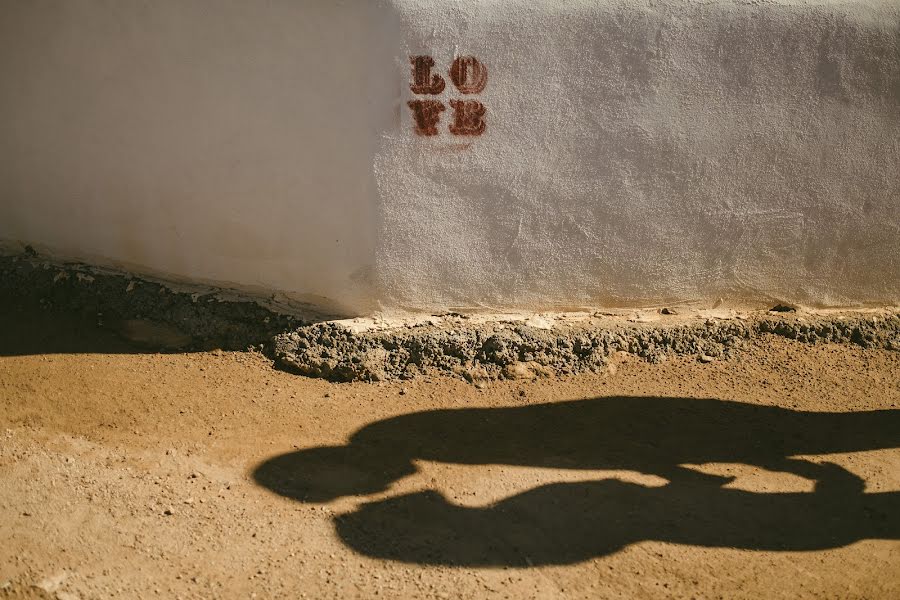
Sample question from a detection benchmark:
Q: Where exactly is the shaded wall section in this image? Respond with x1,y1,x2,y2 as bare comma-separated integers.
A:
0,1,397,313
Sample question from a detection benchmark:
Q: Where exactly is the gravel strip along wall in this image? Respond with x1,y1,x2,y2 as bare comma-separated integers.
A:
4,253,897,381
273,314,900,382
0,253,308,351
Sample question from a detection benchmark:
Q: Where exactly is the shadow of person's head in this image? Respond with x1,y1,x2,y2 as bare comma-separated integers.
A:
253,444,414,502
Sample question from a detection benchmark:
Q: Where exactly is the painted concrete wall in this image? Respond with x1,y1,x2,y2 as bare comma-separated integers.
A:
2,1,899,313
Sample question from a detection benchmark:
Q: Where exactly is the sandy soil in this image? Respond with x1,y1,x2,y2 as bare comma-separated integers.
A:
1,311,898,599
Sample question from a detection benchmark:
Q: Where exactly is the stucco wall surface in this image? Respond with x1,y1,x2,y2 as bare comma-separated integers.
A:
2,1,899,313
379,0,900,311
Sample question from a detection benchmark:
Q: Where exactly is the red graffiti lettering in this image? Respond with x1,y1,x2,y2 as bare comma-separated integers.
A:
410,56,446,95
449,100,486,136
450,56,488,94
407,100,446,136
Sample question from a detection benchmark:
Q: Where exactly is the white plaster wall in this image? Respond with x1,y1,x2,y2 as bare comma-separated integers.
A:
378,0,900,310
2,0,899,313
0,1,398,312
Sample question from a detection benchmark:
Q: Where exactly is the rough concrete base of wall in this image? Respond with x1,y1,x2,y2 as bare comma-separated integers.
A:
274,312,900,383
3,252,898,382
0,252,314,352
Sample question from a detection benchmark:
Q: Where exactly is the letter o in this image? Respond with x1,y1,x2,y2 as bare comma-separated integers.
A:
450,56,488,94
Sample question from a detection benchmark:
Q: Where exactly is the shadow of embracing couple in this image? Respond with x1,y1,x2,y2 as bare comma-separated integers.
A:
253,396,900,566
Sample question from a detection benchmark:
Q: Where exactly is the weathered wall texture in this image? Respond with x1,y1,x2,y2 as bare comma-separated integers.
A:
379,0,900,311
2,1,899,313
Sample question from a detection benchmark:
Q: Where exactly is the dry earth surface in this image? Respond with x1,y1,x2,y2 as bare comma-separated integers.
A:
1,308,898,599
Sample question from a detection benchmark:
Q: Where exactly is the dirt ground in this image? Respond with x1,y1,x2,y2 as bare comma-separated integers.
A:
1,309,898,599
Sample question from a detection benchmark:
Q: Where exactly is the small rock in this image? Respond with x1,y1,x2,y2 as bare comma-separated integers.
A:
455,364,491,385
502,362,534,380
35,571,68,593
769,303,797,313
528,362,555,378
699,354,715,363
163,507,175,516
398,388,407,396
660,307,678,315
474,381,487,390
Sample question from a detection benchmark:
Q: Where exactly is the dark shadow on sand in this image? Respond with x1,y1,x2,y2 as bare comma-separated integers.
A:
253,396,900,566
0,295,312,355
0,302,150,355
